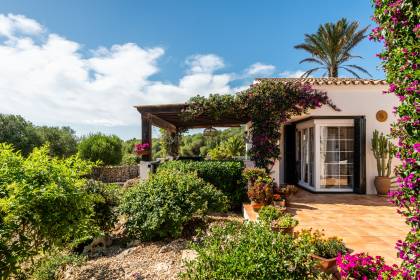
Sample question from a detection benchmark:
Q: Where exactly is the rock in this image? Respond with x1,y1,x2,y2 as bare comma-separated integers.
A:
158,239,186,254
83,235,113,254
127,239,141,247
181,249,198,263
123,178,141,189
118,247,136,258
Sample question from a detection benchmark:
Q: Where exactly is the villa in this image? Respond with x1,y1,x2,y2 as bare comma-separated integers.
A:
136,77,398,195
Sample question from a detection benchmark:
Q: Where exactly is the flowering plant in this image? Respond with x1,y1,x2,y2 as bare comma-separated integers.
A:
247,181,273,205
337,253,409,279
371,0,419,276
134,143,150,156
272,194,282,201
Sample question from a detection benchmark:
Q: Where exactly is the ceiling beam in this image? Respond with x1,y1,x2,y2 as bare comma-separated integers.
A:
144,112,177,133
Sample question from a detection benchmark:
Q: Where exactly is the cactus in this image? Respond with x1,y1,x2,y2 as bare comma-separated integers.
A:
371,130,395,177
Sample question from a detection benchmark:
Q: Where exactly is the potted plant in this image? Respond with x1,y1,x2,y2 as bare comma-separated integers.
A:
271,213,298,234
134,143,150,157
258,205,282,224
272,194,286,208
247,180,273,211
243,167,267,187
278,185,298,206
298,229,348,272
371,130,395,195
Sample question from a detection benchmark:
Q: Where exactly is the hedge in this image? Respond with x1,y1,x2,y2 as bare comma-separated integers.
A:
158,160,246,210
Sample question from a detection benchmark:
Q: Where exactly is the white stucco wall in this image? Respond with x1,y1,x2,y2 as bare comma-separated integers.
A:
276,84,399,194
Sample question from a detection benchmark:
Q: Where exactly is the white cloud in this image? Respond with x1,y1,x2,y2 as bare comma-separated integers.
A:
0,14,278,138
0,14,44,39
245,62,276,76
278,70,307,78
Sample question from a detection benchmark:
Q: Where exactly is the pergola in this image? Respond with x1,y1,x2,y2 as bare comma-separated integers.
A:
135,103,250,160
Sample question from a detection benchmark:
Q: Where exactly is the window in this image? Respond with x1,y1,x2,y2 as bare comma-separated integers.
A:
295,119,354,192
320,126,354,189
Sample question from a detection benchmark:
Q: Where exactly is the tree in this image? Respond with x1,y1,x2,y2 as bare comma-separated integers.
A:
208,135,245,160
0,114,41,156
36,126,78,158
78,133,123,165
294,18,371,78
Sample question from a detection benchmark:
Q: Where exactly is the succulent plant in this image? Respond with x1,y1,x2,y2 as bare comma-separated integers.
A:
371,130,395,177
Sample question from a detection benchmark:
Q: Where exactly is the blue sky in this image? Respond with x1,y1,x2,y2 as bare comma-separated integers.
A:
0,0,384,139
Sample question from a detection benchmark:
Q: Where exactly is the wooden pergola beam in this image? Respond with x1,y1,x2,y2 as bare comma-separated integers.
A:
141,113,152,161
147,113,177,133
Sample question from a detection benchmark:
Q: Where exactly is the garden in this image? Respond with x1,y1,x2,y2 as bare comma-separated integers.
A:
0,1,418,279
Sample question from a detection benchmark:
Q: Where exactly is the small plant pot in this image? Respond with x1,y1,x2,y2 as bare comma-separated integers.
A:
374,176,391,196
251,201,263,212
310,254,337,272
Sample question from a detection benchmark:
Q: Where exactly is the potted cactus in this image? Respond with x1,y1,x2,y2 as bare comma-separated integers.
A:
371,130,395,195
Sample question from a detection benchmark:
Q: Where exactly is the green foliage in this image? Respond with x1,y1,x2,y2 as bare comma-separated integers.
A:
0,144,98,279
207,135,245,160
183,81,335,169
294,18,370,78
36,126,78,158
0,114,41,156
158,160,245,209
181,222,320,280
242,167,267,184
298,229,347,259
78,133,123,165
258,205,283,224
30,251,86,280
84,180,121,232
119,169,228,240
371,130,395,177
272,213,299,228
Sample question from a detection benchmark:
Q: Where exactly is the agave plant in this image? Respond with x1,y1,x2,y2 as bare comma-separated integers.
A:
295,18,371,78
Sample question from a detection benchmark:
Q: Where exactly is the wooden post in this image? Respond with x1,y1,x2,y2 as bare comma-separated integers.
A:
141,113,152,161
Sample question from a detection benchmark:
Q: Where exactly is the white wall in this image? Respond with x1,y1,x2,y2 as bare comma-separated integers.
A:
276,84,398,194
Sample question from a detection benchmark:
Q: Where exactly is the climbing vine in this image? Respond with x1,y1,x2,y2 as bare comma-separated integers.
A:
370,0,419,276
183,80,337,169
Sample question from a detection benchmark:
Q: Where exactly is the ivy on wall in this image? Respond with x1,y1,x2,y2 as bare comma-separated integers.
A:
371,0,419,276
183,80,337,169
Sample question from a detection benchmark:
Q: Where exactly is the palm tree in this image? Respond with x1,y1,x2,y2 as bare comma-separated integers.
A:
294,18,371,78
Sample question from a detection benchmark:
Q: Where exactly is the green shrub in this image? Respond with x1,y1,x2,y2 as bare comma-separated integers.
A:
84,180,121,232
181,222,320,279
158,160,245,209
78,133,123,165
0,144,98,278
273,213,299,228
31,251,86,280
119,169,228,241
298,229,347,259
258,206,283,223
36,126,78,158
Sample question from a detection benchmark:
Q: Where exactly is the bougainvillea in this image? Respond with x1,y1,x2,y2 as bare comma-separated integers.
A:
337,253,409,279
183,80,337,169
370,0,419,277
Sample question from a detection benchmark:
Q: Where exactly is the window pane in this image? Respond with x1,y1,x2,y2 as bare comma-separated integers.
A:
340,127,354,139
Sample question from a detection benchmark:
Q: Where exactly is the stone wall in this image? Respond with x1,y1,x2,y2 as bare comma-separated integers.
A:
92,165,139,183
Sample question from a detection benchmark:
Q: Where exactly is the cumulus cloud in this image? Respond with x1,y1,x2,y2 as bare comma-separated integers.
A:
0,14,287,137
245,62,276,76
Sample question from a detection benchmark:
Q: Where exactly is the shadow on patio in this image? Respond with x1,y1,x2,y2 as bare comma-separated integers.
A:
289,189,409,264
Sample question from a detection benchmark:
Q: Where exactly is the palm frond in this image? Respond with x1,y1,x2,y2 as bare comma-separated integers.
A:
341,67,362,78
300,67,324,78
343,64,372,77
298,58,324,65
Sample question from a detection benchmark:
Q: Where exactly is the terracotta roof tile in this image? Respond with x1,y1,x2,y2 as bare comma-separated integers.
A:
255,77,387,86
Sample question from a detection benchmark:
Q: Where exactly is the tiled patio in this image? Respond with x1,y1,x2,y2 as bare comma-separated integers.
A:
289,190,409,264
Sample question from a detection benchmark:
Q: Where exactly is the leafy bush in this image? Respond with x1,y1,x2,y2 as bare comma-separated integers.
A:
36,126,78,158
272,213,298,228
78,133,123,165
242,167,267,184
119,169,228,240
30,251,86,280
158,160,245,209
0,144,98,278
207,135,245,160
181,222,320,279
84,180,121,232
258,206,283,223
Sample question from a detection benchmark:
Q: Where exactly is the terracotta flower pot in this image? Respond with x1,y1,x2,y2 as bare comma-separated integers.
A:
310,254,337,272
251,201,263,212
374,176,391,196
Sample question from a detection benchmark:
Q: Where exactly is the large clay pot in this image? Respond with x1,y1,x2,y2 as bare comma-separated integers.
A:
310,254,337,272
374,176,391,195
